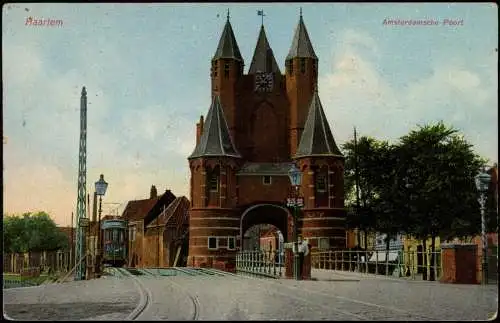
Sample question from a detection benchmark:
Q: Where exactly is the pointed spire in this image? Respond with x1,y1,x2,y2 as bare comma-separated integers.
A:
294,91,343,158
248,25,280,74
286,11,317,60
188,96,241,159
213,15,243,62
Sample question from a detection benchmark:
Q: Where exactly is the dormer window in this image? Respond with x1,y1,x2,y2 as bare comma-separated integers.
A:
300,58,306,74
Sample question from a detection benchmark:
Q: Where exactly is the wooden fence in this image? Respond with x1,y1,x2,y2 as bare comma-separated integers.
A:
3,250,73,275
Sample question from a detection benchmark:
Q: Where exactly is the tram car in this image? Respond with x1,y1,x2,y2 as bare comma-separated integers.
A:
101,218,127,267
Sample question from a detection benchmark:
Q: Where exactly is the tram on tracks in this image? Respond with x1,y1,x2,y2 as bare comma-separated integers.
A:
101,218,127,267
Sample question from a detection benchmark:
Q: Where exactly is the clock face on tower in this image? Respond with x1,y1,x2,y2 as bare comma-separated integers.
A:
254,72,274,93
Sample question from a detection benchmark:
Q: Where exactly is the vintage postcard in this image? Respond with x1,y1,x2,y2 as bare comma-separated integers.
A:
3,3,498,321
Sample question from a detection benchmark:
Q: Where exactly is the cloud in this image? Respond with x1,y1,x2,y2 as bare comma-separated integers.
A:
320,30,400,140
319,29,497,162
2,11,195,227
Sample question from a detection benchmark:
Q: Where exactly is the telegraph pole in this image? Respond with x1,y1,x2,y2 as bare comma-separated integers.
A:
75,86,88,281
71,212,74,268
354,127,362,248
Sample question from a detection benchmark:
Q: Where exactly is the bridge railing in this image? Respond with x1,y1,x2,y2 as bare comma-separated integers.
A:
311,249,443,280
236,250,284,279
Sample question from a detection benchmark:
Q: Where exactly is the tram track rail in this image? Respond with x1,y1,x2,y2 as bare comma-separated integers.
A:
206,268,434,321
109,267,152,321
138,268,200,320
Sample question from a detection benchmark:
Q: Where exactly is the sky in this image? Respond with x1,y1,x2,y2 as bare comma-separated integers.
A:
2,3,498,227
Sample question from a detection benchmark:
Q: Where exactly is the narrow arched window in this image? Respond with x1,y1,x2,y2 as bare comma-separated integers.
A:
286,60,293,75
300,58,306,74
315,173,327,193
208,166,220,192
213,60,218,77
224,60,230,78
315,166,329,207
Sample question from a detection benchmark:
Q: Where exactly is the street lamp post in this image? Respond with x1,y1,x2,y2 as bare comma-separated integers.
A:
475,170,491,285
287,164,303,281
95,174,108,274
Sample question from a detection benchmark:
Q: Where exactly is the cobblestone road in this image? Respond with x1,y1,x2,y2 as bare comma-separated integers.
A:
3,269,498,321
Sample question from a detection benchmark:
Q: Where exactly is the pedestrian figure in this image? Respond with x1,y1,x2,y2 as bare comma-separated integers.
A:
294,235,309,279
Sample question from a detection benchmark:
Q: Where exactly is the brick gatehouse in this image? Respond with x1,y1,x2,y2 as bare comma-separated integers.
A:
187,12,346,268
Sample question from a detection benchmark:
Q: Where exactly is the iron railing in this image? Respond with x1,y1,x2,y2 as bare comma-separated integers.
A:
311,249,498,283
311,250,443,280
236,250,284,279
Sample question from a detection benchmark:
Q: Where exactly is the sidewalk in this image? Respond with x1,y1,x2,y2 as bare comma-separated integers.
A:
311,268,499,287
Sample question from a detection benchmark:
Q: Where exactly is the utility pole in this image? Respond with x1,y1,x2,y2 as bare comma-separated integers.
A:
71,212,74,268
354,127,362,249
75,86,88,281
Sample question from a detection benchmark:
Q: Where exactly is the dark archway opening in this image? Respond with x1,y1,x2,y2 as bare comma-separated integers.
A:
240,204,290,247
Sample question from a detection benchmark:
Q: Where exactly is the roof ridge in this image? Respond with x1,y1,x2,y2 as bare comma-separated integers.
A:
164,197,183,224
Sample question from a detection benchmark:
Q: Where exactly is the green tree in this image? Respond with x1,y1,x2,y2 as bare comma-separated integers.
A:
3,211,69,253
486,165,498,234
343,136,391,250
396,122,485,280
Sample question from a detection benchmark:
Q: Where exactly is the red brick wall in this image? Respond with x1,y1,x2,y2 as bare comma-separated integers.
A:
236,74,290,162
188,32,346,270
441,244,479,284
238,176,290,205
286,57,317,156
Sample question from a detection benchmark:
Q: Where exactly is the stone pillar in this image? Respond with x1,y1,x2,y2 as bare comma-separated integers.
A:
440,244,479,284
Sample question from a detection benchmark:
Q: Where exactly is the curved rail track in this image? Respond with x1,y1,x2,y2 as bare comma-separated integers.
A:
106,267,200,320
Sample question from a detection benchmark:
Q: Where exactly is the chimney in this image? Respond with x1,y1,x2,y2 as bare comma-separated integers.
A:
150,185,158,199
196,115,204,145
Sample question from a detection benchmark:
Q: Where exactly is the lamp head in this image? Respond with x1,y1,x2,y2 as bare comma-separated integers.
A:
95,174,108,196
288,164,303,187
475,171,491,193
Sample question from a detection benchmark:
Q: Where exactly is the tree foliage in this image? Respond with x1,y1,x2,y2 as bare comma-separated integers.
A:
342,137,391,234
344,121,489,244
397,122,485,241
3,211,69,253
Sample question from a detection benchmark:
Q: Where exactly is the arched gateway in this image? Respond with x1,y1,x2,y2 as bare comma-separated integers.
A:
186,12,347,269
240,203,292,245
